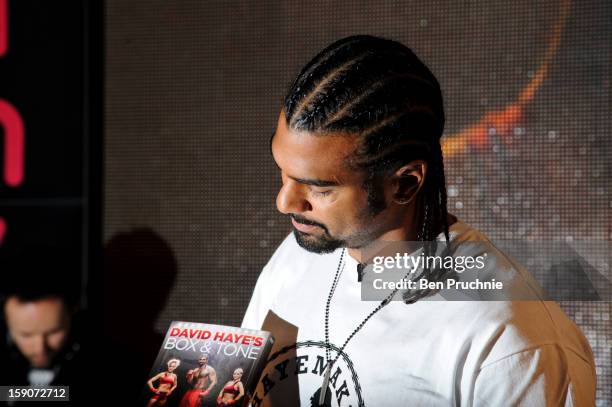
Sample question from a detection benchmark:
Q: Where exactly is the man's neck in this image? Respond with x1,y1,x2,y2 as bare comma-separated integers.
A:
347,213,457,262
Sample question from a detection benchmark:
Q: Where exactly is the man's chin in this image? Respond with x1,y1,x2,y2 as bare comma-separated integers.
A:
30,358,51,369
293,229,344,254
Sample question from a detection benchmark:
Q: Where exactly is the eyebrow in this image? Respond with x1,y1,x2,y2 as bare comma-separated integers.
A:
289,176,339,187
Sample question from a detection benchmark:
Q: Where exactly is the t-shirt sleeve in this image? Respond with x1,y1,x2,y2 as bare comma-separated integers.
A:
241,233,297,329
241,263,274,330
472,343,596,407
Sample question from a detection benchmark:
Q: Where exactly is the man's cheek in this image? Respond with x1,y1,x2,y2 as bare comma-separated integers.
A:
13,336,38,357
47,331,68,351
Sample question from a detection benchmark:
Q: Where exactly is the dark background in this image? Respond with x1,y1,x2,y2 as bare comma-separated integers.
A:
0,0,83,269
102,0,611,404
0,0,101,404
0,0,100,306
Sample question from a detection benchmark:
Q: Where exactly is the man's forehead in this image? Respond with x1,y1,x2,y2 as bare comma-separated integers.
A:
271,112,358,178
5,297,64,314
5,297,65,331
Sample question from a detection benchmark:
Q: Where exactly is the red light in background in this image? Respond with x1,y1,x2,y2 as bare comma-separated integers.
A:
0,0,24,247
0,217,6,245
0,0,6,57
1,99,25,187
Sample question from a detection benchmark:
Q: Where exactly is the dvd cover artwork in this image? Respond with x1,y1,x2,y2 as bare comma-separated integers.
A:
141,321,274,407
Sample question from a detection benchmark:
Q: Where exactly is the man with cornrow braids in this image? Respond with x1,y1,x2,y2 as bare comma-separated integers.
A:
242,35,595,406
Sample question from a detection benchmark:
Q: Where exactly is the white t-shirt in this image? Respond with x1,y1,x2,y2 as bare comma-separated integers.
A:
242,219,596,407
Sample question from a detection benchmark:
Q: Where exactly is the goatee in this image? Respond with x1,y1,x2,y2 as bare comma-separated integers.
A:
293,229,345,254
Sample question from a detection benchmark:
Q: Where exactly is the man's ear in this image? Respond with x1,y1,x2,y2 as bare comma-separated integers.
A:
392,160,427,205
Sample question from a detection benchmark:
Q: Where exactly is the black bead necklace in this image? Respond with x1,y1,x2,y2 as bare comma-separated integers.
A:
319,248,399,405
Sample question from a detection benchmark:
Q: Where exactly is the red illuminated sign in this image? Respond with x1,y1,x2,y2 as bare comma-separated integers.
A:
0,216,5,245
0,0,27,245
0,0,6,57
1,100,25,187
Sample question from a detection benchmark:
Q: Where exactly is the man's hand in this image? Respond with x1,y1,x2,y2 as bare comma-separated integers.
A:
200,389,210,398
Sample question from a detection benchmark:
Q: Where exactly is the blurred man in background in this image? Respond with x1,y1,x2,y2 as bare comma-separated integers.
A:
0,246,87,405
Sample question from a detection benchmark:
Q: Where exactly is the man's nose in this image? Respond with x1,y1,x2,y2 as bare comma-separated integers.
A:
31,335,47,356
276,179,311,214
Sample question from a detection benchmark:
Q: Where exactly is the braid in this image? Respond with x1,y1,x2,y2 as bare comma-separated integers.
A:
434,141,451,244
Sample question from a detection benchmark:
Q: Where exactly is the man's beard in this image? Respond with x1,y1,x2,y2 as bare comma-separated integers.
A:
289,214,344,254
292,228,345,254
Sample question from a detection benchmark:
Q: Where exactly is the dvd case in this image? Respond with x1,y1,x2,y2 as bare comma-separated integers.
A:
141,321,274,407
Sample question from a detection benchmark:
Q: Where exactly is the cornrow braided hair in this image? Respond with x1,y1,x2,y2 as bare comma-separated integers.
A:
283,35,450,301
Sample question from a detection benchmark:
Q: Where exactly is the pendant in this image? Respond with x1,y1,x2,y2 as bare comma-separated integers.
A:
318,365,332,405
312,385,331,407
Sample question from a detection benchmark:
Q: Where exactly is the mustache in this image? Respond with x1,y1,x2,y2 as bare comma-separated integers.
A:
290,214,330,234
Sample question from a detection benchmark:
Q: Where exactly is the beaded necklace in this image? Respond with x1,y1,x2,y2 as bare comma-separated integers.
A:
318,248,399,405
